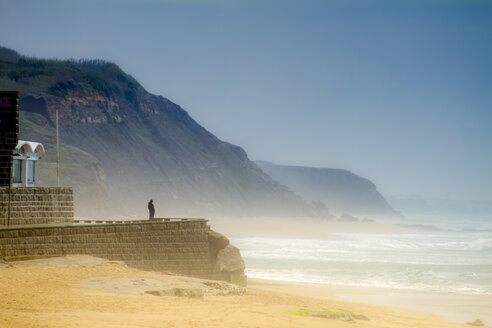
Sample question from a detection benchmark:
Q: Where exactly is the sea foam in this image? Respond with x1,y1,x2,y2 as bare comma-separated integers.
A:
232,231,492,295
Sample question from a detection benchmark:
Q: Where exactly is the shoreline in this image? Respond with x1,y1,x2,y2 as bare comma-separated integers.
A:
248,277,492,326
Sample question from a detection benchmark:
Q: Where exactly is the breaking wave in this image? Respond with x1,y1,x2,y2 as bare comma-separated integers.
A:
232,231,492,295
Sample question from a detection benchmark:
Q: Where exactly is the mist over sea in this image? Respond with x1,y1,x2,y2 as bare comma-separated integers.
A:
232,220,492,295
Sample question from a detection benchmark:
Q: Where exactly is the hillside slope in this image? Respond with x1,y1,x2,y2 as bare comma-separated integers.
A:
0,46,308,218
255,160,401,219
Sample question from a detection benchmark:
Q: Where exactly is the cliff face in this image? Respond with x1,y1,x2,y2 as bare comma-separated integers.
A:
255,160,401,219
0,47,308,218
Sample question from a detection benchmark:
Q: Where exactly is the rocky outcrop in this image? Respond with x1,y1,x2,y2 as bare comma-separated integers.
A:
216,245,247,287
466,319,485,327
208,230,230,251
145,288,204,298
207,230,247,287
22,88,121,127
145,280,245,298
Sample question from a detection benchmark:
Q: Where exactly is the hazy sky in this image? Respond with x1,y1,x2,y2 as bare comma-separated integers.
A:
1,0,491,202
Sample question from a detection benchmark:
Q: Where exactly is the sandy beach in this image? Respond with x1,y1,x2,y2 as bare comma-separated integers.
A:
248,278,492,326
0,255,489,328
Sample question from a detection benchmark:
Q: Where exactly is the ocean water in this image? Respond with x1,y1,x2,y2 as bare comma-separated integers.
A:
232,231,492,295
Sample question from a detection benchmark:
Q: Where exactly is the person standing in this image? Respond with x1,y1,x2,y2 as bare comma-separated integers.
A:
148,199,155,219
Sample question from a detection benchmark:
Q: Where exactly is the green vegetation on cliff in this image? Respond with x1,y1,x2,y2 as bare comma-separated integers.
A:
1,46,308,218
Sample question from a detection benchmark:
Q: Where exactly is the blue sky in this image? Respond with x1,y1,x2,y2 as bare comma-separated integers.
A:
1,0,491,204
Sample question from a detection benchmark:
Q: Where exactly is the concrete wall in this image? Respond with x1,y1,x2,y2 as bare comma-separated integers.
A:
0,187,74,226
0,220,218,279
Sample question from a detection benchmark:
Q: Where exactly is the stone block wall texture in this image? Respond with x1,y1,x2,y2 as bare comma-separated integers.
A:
0,187,74,226
0,220,218,279
0,91,19,187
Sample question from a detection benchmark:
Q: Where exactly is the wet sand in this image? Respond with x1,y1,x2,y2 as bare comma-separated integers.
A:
248,278,492,326
0,255,488,328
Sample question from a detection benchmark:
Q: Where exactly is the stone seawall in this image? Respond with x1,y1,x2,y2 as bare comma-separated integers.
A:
0,187,74,226
0,220,218,279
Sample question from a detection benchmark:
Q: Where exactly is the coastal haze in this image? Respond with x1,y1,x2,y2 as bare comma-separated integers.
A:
1,0,491,328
